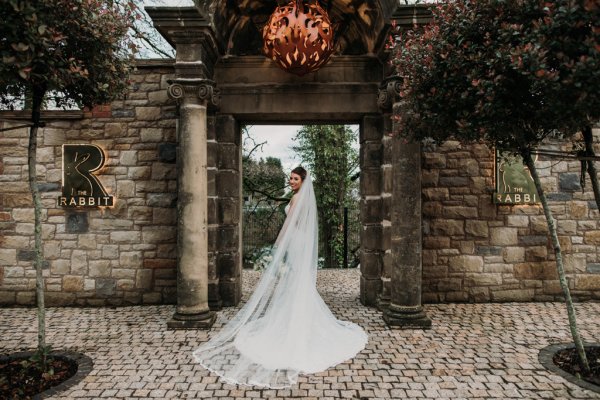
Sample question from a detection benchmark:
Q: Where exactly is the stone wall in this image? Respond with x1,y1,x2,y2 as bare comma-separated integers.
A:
0,61,179,306
1,60,599,306
421,134,600,302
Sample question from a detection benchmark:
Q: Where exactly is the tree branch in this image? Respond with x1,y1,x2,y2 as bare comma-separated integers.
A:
243,178,289,203
133,24,174,58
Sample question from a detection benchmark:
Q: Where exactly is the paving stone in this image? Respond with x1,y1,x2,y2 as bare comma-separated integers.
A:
0,269,599,399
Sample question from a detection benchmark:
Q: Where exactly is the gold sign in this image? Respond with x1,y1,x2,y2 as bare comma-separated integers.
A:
494,150,539,205
58,144,114,207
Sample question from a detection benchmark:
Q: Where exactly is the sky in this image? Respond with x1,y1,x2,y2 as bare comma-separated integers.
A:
244,125,304,173
245,125,360,174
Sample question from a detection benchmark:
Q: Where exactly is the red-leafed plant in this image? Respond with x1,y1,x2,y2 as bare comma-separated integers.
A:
392,0,599,374
0,0,136,374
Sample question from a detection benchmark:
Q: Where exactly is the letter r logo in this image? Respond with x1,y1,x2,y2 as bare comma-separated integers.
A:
60,144,112,207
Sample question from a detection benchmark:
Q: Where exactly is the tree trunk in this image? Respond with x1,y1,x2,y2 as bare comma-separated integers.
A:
582,125,600,211
28,86,47,369
522,150,590,374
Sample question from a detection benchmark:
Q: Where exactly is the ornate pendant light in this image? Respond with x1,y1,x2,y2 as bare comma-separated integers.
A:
262,0,335,76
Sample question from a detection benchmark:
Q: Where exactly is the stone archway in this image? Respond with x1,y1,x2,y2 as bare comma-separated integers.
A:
146,2,432,329
207,55,387,309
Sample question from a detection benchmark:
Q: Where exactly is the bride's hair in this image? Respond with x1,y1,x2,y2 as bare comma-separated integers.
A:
291,166,307,181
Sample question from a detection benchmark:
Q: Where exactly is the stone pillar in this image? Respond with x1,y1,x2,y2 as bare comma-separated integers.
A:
166,79,219,329
359,115,384,306
216,115,242,306
382,78,431,329
150,17,221,328
376,78,397,311
207,116,222,310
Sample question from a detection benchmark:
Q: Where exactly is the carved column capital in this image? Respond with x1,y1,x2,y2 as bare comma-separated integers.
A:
167,78,220,109
377,75,403,113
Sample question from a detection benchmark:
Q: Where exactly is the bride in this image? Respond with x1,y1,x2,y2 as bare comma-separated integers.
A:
193,166,368,388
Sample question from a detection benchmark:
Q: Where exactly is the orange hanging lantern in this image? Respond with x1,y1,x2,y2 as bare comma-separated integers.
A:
262,0,335,76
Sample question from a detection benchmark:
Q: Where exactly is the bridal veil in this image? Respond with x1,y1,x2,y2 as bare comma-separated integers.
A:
193,172,368,388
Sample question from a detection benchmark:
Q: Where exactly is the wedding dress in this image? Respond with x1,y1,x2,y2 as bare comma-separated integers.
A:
193,173,368,388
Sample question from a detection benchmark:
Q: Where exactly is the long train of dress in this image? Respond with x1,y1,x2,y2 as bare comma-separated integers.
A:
193,174,367,388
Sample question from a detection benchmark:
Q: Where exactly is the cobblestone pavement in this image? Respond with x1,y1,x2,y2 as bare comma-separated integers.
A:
1,269,599,399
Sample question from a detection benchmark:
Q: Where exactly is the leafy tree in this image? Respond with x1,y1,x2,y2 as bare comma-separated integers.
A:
241,128,288,267
524,0,600,209
393,0,599,373
0,0,135,368
243,156,287,204
292,125,358,268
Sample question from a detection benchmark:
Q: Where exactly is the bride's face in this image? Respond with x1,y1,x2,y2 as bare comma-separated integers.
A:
289,172,303,192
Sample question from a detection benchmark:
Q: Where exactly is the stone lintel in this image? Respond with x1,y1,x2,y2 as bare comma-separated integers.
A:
218,83,378,120
215,55,383,85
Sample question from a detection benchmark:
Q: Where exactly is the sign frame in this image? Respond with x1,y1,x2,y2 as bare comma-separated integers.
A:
57,144,114,208
493,149,539,205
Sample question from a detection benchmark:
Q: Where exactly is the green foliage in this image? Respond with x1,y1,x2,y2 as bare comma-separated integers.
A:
0,0,136,109
292,125,358,268
247,245,273,271
242,206,286,267
393,0,599,150
0,0,136,373
241,128,289,266
243,156,287,203
392,0,598,375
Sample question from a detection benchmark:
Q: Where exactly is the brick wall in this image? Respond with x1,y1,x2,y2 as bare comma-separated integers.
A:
0,61,178,306
421,136,600,302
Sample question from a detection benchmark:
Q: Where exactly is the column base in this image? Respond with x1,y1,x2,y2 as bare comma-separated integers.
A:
167,310,216,330
383,303,432,329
